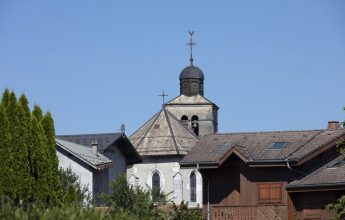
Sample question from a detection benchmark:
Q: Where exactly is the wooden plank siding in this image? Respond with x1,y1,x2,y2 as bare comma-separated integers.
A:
212,205,286,220
289,191,343,220
202,155,296,220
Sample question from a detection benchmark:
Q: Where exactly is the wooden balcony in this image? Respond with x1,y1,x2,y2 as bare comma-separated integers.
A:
212,205,287,220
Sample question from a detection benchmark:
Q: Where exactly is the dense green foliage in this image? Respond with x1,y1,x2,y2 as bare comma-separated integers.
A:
59,167,92,206
0,202,134,220
0,89,62,206
325,107,345,220
326,196,345,220
169,201,202,220
0,105,13,198
101,173,161,219
101,173,203,220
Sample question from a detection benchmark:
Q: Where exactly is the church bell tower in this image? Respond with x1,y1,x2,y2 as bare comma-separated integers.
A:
164,32,218,138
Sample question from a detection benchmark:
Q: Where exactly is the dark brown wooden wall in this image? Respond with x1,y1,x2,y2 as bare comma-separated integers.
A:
289,191,344,220
202,155,296,207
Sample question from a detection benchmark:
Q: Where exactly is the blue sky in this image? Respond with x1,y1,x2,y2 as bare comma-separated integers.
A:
1,1,344,135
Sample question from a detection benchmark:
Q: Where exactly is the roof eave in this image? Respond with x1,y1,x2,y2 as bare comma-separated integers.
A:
180,161,219,169
286,183,345,192
56,140,113,170
248,160,298,167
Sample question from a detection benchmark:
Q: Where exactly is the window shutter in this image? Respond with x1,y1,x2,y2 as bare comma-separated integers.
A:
258,183,282,204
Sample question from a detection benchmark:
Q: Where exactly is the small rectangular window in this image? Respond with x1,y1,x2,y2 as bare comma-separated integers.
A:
269,142,288,149
258,183,282,204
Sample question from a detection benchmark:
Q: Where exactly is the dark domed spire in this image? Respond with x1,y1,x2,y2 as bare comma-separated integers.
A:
179,31,204,96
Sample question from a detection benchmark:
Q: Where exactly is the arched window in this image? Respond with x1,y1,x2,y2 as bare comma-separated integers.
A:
190,171,196,202
152,172,160,191
191,115,199,136
181,115,188,127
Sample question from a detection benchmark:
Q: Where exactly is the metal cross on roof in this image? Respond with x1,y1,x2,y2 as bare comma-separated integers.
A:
186,31,196,66
159,90,168,105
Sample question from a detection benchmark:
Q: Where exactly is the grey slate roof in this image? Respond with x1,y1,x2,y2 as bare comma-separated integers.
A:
166,94,218,108
57,133,123,151
180,129,345,166
56,138,113,170
130,108,199,156
287,156,345,189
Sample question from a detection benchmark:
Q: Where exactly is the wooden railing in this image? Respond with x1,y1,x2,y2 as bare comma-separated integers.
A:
212,205,286,220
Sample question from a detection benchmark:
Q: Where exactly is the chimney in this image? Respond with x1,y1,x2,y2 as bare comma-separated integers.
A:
327,121,340,130
91,140,98,155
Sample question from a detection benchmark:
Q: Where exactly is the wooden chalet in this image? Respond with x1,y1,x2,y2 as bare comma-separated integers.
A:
180,123,345,220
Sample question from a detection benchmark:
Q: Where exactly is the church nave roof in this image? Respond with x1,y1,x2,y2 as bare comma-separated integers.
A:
130,108,199,156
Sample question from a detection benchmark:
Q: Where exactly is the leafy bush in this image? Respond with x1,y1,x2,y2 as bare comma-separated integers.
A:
100,173,162,219
59,167,92,206
169,201,203,220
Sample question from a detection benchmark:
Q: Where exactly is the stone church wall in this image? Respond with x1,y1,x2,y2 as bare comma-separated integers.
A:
127,157,203,207
165,104,217,137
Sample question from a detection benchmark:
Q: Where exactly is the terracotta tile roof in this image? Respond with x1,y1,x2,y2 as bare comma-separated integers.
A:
180,129,345,166
287,156,345,189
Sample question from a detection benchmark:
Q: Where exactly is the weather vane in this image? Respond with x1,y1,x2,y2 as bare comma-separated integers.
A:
158,90,168,105
186,31,196,66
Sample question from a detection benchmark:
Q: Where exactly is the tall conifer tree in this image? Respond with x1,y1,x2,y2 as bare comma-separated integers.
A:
29,116,50,204
6,92,21,201
17,96,34,204
0,105,14,198
18,95,31,120
6,92,32,203
42,111,62,205
32,105,43,122
1,88,10,108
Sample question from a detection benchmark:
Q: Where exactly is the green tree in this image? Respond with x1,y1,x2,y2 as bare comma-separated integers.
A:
18,94,31,120
325,107,345,220
41,111,62,205
16,102,34,204
169,201,203,220
29,116,50,204
0,105,14,198
6,92,32,204
63,185,78,206
32,105,43,122
101,173,162,219
58,167,92,206
1,88,10,108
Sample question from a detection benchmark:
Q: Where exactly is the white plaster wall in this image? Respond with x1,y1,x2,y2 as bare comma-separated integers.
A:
57,151,93,197
127,158,203,207
104,143,126,182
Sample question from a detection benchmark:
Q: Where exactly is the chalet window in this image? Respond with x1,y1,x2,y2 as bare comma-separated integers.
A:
190,171,196,202
258,183,282,204
152,172,160,191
